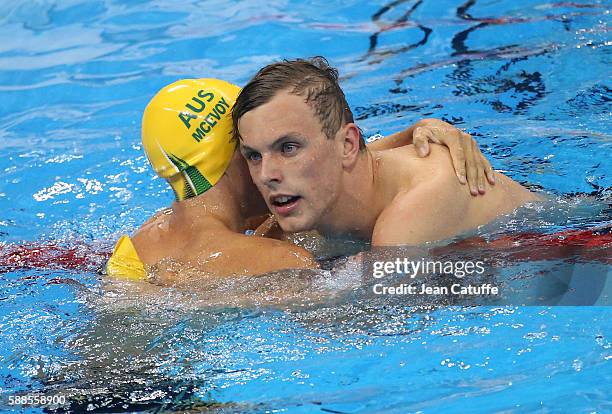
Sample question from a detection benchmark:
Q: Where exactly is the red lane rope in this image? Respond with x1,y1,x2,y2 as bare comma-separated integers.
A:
451,226,612,249
1,226,610,274
441,226,612,264
0,242,110,274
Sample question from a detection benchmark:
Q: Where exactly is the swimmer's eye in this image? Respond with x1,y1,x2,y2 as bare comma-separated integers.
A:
281,143,299,155
245,151,262,162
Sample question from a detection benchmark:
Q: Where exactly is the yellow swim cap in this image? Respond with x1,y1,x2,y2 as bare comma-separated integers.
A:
142,78,240,201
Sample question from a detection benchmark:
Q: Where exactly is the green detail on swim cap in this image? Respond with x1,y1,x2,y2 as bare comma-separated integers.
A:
167,153,213,200
167,152,190,171
182,174,196,200
184,165,212,196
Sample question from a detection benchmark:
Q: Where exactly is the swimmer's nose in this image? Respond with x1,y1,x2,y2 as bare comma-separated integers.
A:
260,155,282,188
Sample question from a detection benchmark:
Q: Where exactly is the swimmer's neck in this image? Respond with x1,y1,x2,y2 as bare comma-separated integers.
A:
171,181,262,233
317,149,389,241
171,151,270,233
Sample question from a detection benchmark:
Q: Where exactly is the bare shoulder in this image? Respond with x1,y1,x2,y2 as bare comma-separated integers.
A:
372,173,468,246
376,144,457,186
131,209,179,265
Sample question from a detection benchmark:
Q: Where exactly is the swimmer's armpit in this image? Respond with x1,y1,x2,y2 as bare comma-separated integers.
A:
366,118,495,195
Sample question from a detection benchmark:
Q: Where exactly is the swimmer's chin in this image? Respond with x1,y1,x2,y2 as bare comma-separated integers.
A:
274,215,313,234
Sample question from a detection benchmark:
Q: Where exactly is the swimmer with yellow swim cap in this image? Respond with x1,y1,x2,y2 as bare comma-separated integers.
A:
107,78,317,282
107,76,495,283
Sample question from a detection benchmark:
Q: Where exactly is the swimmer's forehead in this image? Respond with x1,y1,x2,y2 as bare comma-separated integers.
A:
239,132,306,152
237,91,323,147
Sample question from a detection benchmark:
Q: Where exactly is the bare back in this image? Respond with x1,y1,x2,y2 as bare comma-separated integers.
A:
131,208,316,284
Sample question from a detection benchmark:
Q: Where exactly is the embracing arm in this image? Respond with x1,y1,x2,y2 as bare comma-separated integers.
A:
227,233,318,274
146,231,318,286
366,123,420,151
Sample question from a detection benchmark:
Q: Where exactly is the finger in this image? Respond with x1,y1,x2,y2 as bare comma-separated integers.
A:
427,124,474,179
472,139,495,188
467,166,478,195
482,154,496,185
451,139,467,184
464,134,478,195
473,139,486,194
434,126,468,183
471,137,496,186
413,127,430,157
426,126,442,144
455,131,473,184
477,164,486,194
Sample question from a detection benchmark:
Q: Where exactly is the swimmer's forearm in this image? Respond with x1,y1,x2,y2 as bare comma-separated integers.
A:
254,214,284,239
367,118,442,150
366,123,419,151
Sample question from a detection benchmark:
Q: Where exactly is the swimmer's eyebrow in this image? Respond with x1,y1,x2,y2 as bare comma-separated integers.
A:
240,133,305,153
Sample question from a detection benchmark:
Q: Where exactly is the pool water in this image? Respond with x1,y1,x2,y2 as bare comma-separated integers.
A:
0,0,610,412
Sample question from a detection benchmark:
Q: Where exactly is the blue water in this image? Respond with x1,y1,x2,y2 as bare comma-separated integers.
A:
0,0,610,412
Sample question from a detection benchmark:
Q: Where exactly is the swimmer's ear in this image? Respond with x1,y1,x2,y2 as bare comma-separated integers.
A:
340,123,361,168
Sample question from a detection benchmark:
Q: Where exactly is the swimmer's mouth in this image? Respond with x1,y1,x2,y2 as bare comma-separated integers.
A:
270,195,301,207
270,195,301,217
